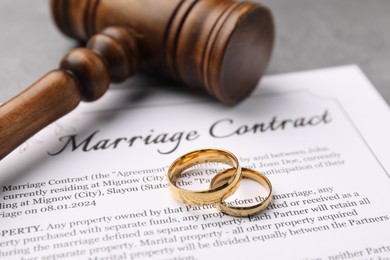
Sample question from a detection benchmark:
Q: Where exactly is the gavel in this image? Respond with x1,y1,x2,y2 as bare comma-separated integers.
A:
0,0,274,161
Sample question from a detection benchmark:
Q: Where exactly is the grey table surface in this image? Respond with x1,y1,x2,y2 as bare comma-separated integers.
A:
1,0,389,105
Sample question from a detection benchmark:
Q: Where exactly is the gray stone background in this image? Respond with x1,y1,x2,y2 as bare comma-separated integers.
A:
0,0,389,104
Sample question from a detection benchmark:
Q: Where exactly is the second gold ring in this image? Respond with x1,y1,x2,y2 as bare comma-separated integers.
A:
210,167,272,217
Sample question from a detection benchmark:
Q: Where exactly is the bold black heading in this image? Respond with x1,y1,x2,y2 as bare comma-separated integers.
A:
49,110,332,156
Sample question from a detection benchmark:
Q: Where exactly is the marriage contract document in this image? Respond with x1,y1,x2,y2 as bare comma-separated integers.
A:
1,66,390,260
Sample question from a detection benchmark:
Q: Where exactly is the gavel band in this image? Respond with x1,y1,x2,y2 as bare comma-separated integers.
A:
0,0,274,161
51,0,275,104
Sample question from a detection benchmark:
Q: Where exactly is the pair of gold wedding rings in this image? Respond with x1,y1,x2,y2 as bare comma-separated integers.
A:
167,149,273,217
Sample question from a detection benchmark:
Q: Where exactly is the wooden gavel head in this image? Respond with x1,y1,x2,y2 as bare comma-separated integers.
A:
0,0,275,161
51,0,275,105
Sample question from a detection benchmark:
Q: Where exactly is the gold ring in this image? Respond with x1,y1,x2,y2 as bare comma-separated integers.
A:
167,149,242,205
210,168,272,217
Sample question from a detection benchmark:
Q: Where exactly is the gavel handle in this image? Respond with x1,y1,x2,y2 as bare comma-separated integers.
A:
0,26,140,161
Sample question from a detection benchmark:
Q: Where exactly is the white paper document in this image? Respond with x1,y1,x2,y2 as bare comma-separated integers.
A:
1,65,390,259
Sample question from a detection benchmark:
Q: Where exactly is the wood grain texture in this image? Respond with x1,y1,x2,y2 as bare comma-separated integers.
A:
87,27,141,83
0,0,274,160
0,26,140,160
60,48,110,102
51,0,275,104
0,70,82,160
